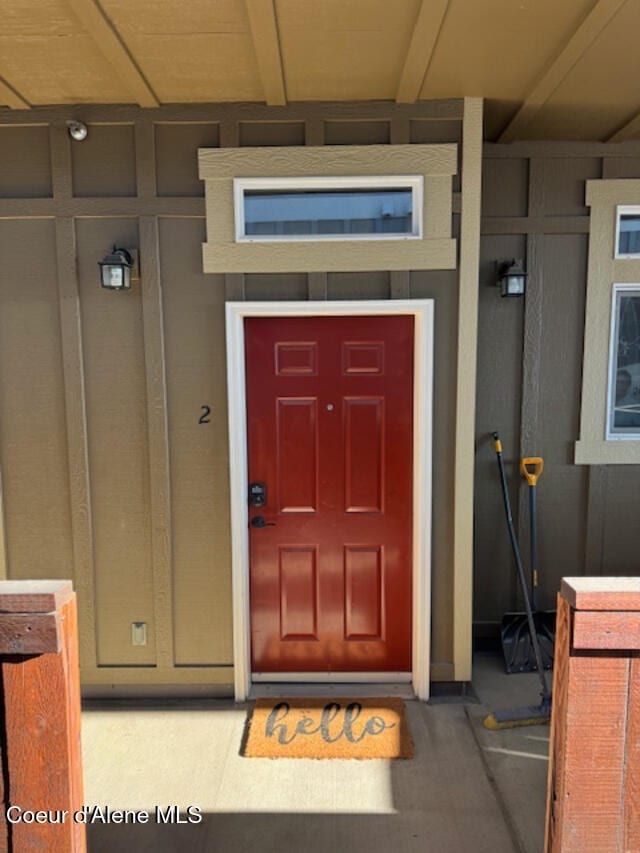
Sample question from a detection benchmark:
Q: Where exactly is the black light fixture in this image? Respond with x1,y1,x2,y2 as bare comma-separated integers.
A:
99,247,134,290
496,258,527,297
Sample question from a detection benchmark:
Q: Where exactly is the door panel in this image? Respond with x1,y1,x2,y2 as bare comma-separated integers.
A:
245,315,413,673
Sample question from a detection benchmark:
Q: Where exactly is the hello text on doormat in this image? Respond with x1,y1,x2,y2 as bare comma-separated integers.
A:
242,698,413,759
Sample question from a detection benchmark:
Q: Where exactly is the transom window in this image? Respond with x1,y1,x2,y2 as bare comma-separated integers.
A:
608,285,640,438
615,206,640,257
233,176,423,242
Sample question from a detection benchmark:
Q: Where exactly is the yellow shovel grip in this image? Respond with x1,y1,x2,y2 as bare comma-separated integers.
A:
520,456,544,486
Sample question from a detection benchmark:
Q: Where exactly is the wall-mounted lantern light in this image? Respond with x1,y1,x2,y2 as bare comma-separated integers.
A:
98,247,135,290
496,258,527,297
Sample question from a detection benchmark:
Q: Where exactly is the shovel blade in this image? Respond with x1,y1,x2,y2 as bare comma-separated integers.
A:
500,610,556,674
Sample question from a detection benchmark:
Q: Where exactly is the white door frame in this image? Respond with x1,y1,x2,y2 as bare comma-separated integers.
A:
225,299,434,701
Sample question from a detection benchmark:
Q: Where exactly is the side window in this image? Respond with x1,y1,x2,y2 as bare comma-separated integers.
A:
608,287,640,437
576,182,640,464
616,207,640,258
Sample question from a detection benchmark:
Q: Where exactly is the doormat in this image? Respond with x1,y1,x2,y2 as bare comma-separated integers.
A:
242,698,413,759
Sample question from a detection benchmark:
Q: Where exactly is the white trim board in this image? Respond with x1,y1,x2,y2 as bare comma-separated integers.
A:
225,299,434,702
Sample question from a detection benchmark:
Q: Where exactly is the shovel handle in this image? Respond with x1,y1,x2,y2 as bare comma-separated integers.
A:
520,457,544,486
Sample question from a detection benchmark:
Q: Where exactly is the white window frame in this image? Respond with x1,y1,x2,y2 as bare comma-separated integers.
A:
606,283,640,440
233,175,424,243
614,205,640,259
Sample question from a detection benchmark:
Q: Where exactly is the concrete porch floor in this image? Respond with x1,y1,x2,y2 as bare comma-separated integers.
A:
81,653,550,853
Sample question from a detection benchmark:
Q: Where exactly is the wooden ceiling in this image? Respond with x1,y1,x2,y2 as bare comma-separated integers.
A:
1,0,640,141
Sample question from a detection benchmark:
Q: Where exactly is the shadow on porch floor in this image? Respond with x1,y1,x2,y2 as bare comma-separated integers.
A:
81,653,548,853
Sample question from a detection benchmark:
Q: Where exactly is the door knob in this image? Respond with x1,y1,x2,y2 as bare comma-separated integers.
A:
250,516,276,528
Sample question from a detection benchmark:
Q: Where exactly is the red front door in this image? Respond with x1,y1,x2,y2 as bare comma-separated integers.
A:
245,315,413,673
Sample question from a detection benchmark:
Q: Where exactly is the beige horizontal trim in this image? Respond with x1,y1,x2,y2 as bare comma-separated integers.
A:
481,216,590,236
82,666,234,685
203,238,455,273
575,440,640,465
199,143,457,180
201,144,457,274
587,179,640,205
613,261,640,281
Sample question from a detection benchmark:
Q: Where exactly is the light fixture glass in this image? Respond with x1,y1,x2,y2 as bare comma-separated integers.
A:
99,247,133,290
497,259,527,297
67,120,88,141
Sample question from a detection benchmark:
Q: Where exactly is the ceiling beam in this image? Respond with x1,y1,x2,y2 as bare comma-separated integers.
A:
396,0,451,103
245,0,286,106
607,111,640,142
0,76,30,110
66,0,159,108
499,0,628,143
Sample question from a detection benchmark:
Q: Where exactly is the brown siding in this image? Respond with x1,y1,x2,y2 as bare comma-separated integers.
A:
71,125,137,197
160,218,233,666
0,101,465,689
410,269,459,666
477,145,640,637
76,218,156,666
0,126,52,197
0,220,73,580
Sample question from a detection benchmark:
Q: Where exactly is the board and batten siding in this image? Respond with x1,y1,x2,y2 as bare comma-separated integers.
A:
477,143,640,639
0,101,471,691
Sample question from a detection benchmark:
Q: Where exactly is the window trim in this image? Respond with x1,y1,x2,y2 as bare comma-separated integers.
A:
199,143,457,273
233,175,424,243
576,179,640,464
615,205,640,259
606,284,640,440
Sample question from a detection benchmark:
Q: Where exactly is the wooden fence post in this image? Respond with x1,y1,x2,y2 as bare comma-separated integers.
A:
0,580,85,852
545,577,640,852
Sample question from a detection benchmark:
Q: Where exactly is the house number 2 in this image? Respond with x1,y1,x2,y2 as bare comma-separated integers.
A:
199,405,211,424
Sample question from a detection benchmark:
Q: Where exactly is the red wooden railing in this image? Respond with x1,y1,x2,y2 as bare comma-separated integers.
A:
546,577,640,852
0,580,85,852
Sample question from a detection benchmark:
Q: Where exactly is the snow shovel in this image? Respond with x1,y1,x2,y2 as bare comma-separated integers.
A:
484,432,551,729
500,455,555,673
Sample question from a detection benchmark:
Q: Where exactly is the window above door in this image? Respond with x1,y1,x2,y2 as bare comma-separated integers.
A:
234,176,423,243
198,144,457,273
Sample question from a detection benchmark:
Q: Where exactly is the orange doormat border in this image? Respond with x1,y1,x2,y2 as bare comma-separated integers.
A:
241,697,413,759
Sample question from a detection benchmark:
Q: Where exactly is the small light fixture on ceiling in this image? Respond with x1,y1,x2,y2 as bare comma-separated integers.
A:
67,120,88,141
496,258,527,297
98,247,135,290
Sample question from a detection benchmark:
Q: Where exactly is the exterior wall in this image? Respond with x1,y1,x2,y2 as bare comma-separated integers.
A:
0,101,468,691
476,142,640,639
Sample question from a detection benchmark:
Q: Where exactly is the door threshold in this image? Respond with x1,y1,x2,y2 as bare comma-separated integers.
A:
249,682,416,700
